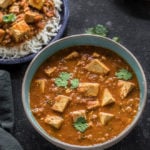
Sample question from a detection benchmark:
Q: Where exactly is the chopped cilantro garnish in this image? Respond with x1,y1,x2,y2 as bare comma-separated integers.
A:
54,72,70,88
112,36,120,42
3,14,16,23
73,117,88,132
85,24,121,42
71,79,79,89
85,24,108,37
54,72,79,89
115,69,132,80
59,72,71,80
55,78,68,88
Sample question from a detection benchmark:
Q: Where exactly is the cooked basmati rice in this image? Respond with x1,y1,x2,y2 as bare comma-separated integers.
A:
0,0,62,59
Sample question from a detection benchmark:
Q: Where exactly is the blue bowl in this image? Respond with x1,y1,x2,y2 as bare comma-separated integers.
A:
0,0,69,65
22,34,147,150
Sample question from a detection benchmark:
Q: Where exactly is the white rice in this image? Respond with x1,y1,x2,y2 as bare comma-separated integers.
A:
0,0,62,59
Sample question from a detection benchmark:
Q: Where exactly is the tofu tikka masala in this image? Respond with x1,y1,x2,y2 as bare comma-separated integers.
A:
0,0,55,46
30,46,140,146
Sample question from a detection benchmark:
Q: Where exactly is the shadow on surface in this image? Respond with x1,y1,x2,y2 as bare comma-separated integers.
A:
114,0,150,19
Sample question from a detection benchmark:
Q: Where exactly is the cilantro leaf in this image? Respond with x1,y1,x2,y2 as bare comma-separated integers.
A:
3,13,16,23
73,117,88,132
59,72,71,80
54,72,71,88
55,78,68,88
55,72,80,89
115,69,132,80
85,24,108,37
71,79,79,89
112,36,120,42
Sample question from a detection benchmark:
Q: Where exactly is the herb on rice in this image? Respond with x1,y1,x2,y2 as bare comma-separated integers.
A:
3,14,16,23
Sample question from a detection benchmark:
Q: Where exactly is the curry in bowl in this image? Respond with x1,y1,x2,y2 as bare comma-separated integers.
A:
30,45,139,146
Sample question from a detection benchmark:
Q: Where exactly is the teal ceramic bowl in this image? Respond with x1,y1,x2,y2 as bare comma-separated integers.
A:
22,34,147,150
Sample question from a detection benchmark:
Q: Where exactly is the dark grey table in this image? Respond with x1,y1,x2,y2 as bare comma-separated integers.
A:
0,0,150,149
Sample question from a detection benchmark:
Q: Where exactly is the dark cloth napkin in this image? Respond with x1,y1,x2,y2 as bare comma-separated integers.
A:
0,70,23,150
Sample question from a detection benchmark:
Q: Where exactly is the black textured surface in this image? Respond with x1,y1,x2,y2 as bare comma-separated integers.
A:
0,0,150,149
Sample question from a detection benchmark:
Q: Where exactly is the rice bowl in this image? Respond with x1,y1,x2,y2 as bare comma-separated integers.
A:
0,0,69,64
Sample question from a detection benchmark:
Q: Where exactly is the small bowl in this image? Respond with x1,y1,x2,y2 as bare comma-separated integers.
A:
22,34,147,150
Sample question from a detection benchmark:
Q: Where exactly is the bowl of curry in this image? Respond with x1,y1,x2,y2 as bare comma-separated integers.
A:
22,34,147,150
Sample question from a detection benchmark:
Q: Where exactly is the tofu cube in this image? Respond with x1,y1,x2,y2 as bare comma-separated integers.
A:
65,51,79,60
25,11,43,23
101,88,115,107
44,67,56,77
87,100,100,110
0,0,13,8
10,20,30,42
85,59,110,75
29,0,45,10
9,5,20,13
92,52,100,58
0,12,3,23
52,95,70,113
44,115,64,129
0,29,5,43
35,79,47,93
70,110,86,122
78,83,100,97
118,80,135,99
99,112,114,125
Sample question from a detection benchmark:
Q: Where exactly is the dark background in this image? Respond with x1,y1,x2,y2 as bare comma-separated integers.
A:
0,0,150,149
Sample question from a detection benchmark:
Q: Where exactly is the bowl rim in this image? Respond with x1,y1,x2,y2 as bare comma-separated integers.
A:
22,34,147,149
0,0,69,65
